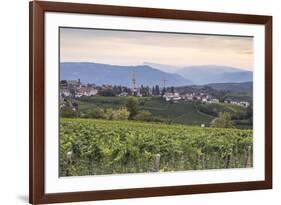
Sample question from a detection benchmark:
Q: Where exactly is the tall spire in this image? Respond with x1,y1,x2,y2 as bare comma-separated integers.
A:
132,70,137,92
162,77,167,88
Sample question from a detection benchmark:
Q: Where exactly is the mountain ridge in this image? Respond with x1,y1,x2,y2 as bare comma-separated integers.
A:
60,62,193,87
60,62,252,86
178,65,252,84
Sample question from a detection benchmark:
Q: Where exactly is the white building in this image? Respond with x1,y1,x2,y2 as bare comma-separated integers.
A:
118,92,128,97
208,98,219,104
229,100,250,107
239,101,250,107
183,93,194,101
60,88,70,97
76,87,98,97
195,96,202,100
163,92,181,102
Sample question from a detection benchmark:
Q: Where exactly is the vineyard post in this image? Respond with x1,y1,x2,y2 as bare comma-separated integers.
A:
244,145,252,167
154,154,161,172
66,151,73,176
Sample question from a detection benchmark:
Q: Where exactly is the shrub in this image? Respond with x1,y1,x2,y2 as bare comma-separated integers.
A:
135,110,152,121
211,112,234,128
89,108,106,119
98,89,116,96
104,108,114,120
126,97,139,119
60,107,77,118
111,108,130,120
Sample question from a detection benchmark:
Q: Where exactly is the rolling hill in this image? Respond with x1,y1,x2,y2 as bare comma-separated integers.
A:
207,82,253,93
143,62,181,73
60,62,193,87
178,65,252,84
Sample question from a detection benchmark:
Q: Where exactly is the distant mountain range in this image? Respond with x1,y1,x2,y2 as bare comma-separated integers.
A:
178,65,252,85
60,62,193,87
60,62,253,86
143,62,181,73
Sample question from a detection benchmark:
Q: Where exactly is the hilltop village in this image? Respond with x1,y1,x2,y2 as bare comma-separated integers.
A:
60,78,250,108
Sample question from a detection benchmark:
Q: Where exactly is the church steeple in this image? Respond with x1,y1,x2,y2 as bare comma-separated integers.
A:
132,71,137,95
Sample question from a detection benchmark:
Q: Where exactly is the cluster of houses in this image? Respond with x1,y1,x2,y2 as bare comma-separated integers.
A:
118,88,143,97
163,92,219,104
224,100,250,107
162,92,250,107
60,79,98,98
60,79,250,108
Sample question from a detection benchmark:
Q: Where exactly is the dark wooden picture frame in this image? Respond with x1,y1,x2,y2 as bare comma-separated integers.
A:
29,1,272,204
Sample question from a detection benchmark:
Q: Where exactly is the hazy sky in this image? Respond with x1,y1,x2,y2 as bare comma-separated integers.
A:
60,27,253,70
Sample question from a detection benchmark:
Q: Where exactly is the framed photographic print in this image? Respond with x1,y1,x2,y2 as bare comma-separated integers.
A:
29,1,272,204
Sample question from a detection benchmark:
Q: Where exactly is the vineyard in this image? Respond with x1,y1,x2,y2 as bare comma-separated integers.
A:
60,118,253,176
75,96,214,126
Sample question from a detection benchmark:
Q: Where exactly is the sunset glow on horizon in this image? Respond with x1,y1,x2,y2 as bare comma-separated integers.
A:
60,27,254,71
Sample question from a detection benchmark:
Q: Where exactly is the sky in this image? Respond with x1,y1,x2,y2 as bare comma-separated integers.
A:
60,27,253,71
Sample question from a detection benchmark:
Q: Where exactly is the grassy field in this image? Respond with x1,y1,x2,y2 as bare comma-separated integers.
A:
74,96,250,127
197,102,247,116
224,92,253,104
60,118,253,176
76,96,215,126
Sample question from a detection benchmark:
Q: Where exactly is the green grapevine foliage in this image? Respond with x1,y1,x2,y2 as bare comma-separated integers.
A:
60,118,253,176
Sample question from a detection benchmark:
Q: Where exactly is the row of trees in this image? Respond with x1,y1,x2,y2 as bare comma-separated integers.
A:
98,86,131,96
98,85,173,97
84,107,129,120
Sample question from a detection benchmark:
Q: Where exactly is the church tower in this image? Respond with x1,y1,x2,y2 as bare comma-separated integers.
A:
132,71,137,96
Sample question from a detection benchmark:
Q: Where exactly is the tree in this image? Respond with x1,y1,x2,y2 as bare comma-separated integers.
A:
135,110,152,121
113,85,122,95
211,112,234,128
171,86,175,93
98,89,116,96
152,86,155,95
126,97,139,119
155,85,160,96
69,88,76,98
140,85,144,96
111,108,130,120
161,88,166,96
88,108,106,119
60,80,68,88
246,103,253,118
145,86,150,96
60,107,77,118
